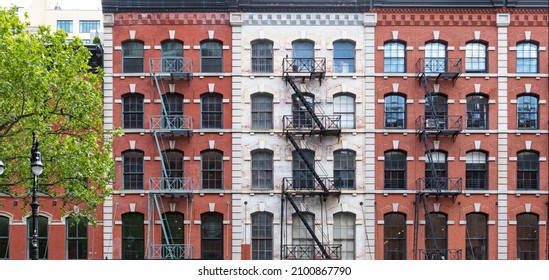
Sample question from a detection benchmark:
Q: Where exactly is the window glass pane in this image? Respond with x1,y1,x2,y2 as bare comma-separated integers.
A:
517,151,539,190
66,217,88,259
251,150,273,190
27,216,48,259
122,41,144,73
252,212,273,260
251,94,273,129
123,151,144,190
201,41,222,72
466,151,487,190
201,213,223,260
465,42,487,72
466,213,487,260
122,94,144,129
252,40,273,73
201,151,223,189
424,213,447,259
334,94,355,129
517,213,538,260
292,149,315,190
292,40,314,72
517,95,538,129
161,41,184,72
384,95,406,128
291,212,314,259
466,95,488,129
384,42,405,73
57,20,73,33
424,42,446,73
384,213,406,260
0,217,9,259
334,213,355,260
517,43,538,73
334,41,355,73
122,213,144,260
292,93,315,128
201,93,223,129
384,151,406,189
79,20,100,33
334,150,355,189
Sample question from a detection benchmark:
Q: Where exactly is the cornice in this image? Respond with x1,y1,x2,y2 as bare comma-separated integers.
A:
113,12,231,26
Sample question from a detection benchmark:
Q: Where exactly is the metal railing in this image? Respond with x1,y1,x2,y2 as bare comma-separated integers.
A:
416,177,462,194
147,244,193,260
150,57,193,74
415,115,462,132
415,58,462,74
150,177,193,192
282,177,341,193
283,58,326,74
416,249,462,260
282,244,341,260
150,115,193,131
282,115,341,133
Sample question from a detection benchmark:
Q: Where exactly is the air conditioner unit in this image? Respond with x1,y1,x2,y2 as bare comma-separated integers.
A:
425,119,438,129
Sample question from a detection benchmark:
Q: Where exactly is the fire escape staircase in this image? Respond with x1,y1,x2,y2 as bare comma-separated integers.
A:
413,59,463,260
146,64,194,260
281,73,341,260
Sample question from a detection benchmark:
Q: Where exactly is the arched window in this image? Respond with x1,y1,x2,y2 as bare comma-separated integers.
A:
200,40,223,72
292,149,315,190
424,41,447,73
291,92,315,128
425,94,448,129
122,93,144,129
122,212,144,260
0,216,9,259
333,40,355,73
201,93,223,129
384,150,406,190
465,41,488,73
424,212,447,260
334,93,355,129
251,212,273,260
517,151,539,190
334,149,356,189
291,212,314,259
466,94,488,129
122,40,144,73
384,40,406,73
465,213,488,260
334,212,356,260
425,151,447,191
161,40,184,72
517,94,538,129
517,41,539,73
251,39,273,73
201,212,223,260
251,149,273,190
27,216,49,259
466,151,488,190
251,93,273,129
516,213,539,260
384,212,406,260
384,94,406,129
161,150,185,190
292,40,314,72
161,212,185,259
66,217,88,259
201,150,223,190
122,150,144,190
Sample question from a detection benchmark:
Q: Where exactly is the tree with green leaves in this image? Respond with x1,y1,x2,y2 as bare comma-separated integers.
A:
0,7,114,223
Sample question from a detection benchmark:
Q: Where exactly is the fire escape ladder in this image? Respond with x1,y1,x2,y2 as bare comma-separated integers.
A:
284,193,331,259
286,133,328,193
286,75,325,131
153,194,177,259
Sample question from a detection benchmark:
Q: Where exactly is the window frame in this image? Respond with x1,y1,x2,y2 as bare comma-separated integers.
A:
122,40,145,73
201,212,223,260
466,151,488,190
384,150,407,190
161,212,185,259
27,216,48,260
56,20,73,33
516,41,539,74
424,40,447,73
251,93,274,129
466,94,488,129
79,20,100,33
201,150,223,190
251,149,274,190
161,40,184,73
384,212,406,260
66,217,88,260
517,94,539,130
333,40,356,73
465,213,488,260
292,149,315,190
292,212,315,259
200,40,223,73
384,94,406,129
516,150,539,190
0,216,9,260
200,93,223,129
251,212,273,260
292,39,315,72
424,212,448,259
334,93,356,129
465,40,488,73
383,40,406,73
122,93,144,129
251,39,274,73
122,212,144,260
122,150,144,190
334,149,356,189
334,212,356,260
516,213,539,260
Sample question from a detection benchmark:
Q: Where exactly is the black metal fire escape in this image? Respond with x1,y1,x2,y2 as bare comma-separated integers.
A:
413,58,463,260
280,56,342,259
147,57,194,260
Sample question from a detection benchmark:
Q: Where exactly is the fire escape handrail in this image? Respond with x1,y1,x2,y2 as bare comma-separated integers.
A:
149,57,193,75
283,57,326,74
150,115,194,131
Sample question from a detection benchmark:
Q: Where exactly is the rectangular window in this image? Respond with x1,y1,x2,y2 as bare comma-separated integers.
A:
66,218,88,260
334,150,355,189
334,213,355,260
333,41,355,73
79,20,100,33
201,41,223,73
57,20,73,33
0,217,8,260
465,214,487,260
251,213,273,260
251,94,273,129
251,151,273,190
201,94,223,129
201,151,223,189
252,41,273,73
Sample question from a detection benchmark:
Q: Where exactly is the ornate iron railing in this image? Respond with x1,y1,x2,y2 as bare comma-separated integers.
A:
415,115,462,132
150,177,193,192
147,244,193,260
283,58,326,74
282,115,341,133
150,115,193,131
282,177,341,193
150,57,193,74
415,58,462,74
416,249,462,260
282,244,341,260
416,177,462,194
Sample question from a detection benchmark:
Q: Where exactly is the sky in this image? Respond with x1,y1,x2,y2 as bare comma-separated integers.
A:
0,0,101,10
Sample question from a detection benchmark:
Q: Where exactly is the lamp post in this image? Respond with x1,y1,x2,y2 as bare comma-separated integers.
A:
30,132,44,260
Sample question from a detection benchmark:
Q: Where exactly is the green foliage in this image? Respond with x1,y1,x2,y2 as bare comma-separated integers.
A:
0,7,114,223
92,36,101,44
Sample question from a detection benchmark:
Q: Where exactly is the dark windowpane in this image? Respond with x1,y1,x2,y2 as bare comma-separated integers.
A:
122,41,144,73
384,213,406,260
251,150,273,190
201,41,222,72
252,212,273,260
123,151,144,190
161,40,184,72
252,40,273,73
0,216,9,259
251,94,273,129
27,216,48,259
161,212,185,259
201,93,223,129
66,217,88,259
334,150,355,189
466,95,488,129
425,213,447,259
122,213,144,260
466,213,487,260
517,151,539,190
122,94,144,129
466,151,488,190
292,149,314,189
517,95,538,129
201,213,223,260
201,151,223,189
292,93,314,128
384,95,406,128
425,95,448,129
517,213,538,260
384,151,406,189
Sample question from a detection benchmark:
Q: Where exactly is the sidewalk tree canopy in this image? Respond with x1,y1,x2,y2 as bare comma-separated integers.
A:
0,6,115,223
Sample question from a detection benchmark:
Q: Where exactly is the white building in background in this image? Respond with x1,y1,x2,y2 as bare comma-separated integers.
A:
0,0,103,43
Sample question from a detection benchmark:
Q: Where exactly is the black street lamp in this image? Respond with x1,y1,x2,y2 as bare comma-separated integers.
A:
30,132,44,260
